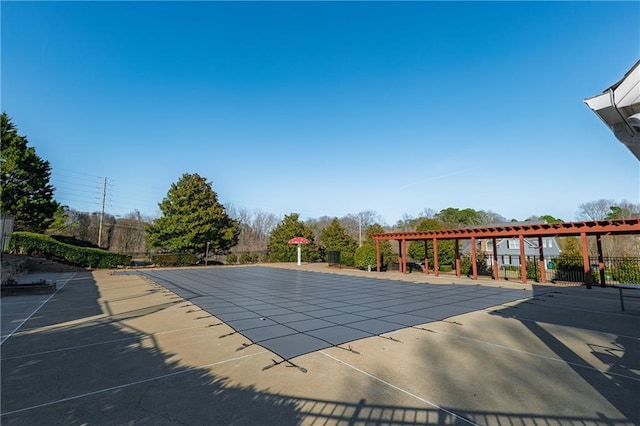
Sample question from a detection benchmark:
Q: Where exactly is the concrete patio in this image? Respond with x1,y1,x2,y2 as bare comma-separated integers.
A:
1,263,638,425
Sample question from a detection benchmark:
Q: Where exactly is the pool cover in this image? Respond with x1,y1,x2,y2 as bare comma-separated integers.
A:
120,267,531,360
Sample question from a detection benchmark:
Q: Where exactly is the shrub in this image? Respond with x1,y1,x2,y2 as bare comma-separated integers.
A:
461,256,492,276
460,257,472,275
526,260,541,281
354,244,377,270
554,256,584,282
612,257,640,284
226,253,238,264
150,253,198,267
9,232,130,268
239,253,258,264
340,251,354,267
439,265,453,272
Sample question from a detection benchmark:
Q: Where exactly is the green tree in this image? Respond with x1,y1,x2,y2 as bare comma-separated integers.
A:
46,206,75,236
321,218,357,266
606,202,640,219
365,223,394,266
146,173,239,255
267,213,319,262
436,207,481,227
538,214,564,224
560,237,582,257
408,219,455,269
1,112,60,233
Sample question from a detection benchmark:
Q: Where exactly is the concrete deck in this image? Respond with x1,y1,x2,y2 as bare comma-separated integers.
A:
1,263,638,425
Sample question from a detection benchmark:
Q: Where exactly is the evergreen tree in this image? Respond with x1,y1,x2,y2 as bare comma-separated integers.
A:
146,173,239,255
320,218,357,266
267,213,318,262
0,112,60,233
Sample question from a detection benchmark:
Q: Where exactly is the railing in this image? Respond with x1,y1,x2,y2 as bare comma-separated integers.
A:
458,254,640,285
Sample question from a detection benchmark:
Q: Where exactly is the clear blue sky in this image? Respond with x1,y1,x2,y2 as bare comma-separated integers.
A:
2,1,639,225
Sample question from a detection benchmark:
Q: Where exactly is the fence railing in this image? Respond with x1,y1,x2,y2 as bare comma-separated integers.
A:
458,254,640,286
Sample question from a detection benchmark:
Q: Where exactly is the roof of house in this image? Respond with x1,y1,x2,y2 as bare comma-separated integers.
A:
584,60,640,160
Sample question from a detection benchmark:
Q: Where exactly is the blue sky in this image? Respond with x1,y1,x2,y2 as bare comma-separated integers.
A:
2,1,639,225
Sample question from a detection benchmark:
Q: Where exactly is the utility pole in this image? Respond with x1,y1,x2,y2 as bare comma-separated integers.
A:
97,177,107,247
358,214,362,247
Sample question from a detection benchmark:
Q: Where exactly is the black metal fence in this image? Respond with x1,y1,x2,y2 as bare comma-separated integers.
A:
458,254,640,286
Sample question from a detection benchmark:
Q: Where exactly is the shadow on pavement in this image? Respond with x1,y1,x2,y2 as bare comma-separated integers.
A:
0,272,303,424
2,273,637,425
489,285,640,424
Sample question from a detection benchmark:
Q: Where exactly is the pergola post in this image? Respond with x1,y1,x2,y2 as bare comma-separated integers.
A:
376,239,381,272
471,237,478,280
492,237,499,280
397,240,403,274
538,236,546,284
401,239,408,274
519,234,527,284
433,238,439,277
455,240,461,277
580,232,592,289
423,239,429,275
596,235,606,287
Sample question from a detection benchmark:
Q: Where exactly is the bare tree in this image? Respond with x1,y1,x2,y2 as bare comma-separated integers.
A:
227,207,280,254
394,213,415,231
253,210,279,240
419,208,437,219
340,210,383,245
477,210,507,225
109,210,147,254
576,199,615,221
576,199,640,256
305,216,334,247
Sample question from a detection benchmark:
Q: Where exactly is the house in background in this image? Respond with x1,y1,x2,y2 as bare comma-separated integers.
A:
461,221,561,269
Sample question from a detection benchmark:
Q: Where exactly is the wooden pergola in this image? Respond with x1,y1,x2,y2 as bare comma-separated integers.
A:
372,218,640,288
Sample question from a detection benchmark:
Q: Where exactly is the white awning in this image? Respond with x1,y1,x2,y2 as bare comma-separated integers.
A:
584,60,640,160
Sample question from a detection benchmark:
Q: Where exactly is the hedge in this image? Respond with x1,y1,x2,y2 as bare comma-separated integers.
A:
612,257,640,284
9,232,131,268
150,253,198,267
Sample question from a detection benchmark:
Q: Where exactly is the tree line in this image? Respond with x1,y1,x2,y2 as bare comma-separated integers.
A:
2,111,639,266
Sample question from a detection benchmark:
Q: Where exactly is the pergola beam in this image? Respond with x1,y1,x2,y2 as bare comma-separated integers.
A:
373,219,640,285
373,219,640,241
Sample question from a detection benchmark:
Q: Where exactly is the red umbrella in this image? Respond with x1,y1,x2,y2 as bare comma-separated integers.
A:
288,237,309,265
288,237,309,245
